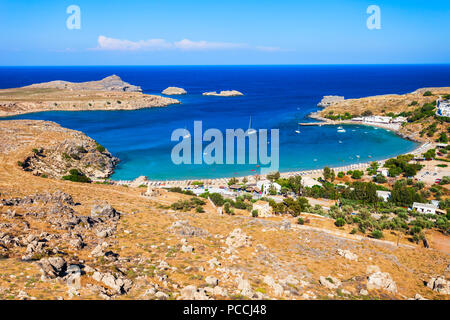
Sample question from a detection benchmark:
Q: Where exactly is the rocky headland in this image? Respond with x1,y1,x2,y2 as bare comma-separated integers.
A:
317,95,345,108
0,75,180,117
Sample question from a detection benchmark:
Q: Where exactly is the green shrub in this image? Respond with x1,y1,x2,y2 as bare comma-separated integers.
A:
351,170,363,179
335,218,346,227
96,143,106,153
350,228,357,234
297,217,305,225
373,174,387,184
62,169,91,183
371,229,383,239
423,91,433,96
252,210,258,217
209,193,225,207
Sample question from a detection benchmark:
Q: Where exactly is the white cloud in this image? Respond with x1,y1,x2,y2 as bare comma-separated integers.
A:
96,35,172,51
174,39,247,51
93,35,281,52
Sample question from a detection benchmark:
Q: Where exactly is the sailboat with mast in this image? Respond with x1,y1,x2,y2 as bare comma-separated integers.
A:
247,116,257,135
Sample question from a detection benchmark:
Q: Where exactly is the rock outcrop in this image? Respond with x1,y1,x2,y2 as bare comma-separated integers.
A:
18,131,119,180
162,87,187,95
317,95,345,108
427,276,450,295
366,266,397,293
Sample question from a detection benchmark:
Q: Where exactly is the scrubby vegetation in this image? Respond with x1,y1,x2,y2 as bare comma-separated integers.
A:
62,169,91,183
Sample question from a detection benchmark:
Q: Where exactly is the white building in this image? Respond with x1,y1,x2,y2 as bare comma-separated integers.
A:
301,176,323,188
376,168,389,177
252,201,273,217
391,116,407,123
436,99,450,117
412,202,438,214
363,116,392,124
376,190,391,202
257,180,281,195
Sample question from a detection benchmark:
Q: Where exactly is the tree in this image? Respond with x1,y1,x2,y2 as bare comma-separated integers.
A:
228,177,238,185
423,149,436,160
390,180,424,206
351,170,363,179
323,166,334,181
373,174,387,184
267,171,280,182
438,132,448,143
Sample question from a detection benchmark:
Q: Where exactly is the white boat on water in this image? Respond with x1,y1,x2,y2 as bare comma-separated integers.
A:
295,123,301,134
337,128,346,133
247,116,257,135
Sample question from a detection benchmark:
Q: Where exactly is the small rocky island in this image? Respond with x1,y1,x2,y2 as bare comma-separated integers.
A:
162,87,187,95
0,75,180,117
202,90,244,97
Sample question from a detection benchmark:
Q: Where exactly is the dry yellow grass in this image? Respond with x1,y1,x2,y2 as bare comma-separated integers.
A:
0,120,448,300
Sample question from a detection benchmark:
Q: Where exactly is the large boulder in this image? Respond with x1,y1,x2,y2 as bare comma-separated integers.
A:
367,271,397,293
37,257,67,279
427,276,450,295
92,271,132,295
180,285,211,300
91,203,120,221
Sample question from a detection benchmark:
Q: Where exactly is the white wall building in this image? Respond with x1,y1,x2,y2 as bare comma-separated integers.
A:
436,99,450,117
376,168,389,177
252,201,273,217
363,116,392,124
412,202,438,214
301,176,323,188
257,180,281,195
376,190,391,202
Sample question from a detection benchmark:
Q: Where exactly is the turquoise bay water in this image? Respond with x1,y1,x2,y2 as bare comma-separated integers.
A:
2,65,448,180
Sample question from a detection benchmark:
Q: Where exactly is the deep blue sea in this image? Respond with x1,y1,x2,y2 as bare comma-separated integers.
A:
1,65,450,180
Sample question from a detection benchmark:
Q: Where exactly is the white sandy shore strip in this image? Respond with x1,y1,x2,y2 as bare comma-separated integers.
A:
111,116,431,188
111,141,432,189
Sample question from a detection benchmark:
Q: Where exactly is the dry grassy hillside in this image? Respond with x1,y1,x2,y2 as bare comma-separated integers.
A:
318,87,450,116
0,120,448,300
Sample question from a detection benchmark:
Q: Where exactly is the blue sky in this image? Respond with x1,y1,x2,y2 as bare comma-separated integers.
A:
1,0,449,65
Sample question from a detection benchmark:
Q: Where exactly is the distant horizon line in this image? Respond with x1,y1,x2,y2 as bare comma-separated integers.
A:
1,63,450,68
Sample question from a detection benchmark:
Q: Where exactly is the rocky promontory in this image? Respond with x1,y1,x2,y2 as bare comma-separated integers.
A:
0,120,118,180
317,95,345,108
0,76,180,117
25,75,142,93
162,87,187,95
202,90,244,97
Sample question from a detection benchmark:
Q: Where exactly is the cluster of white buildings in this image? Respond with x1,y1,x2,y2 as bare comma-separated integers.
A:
436,98,450,117
352,115,408,124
